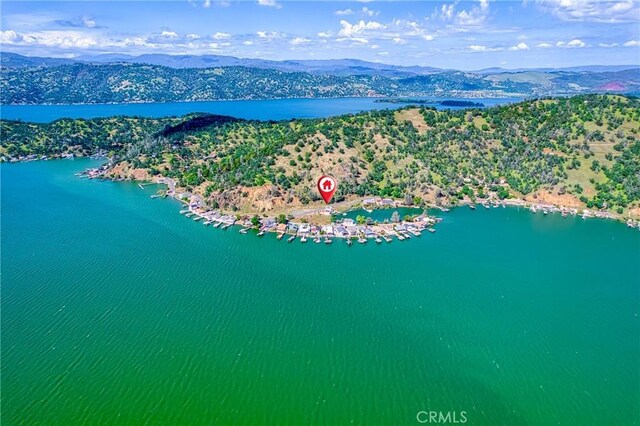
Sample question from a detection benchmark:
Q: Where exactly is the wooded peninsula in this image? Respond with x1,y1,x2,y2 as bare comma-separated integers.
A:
2,94,639,219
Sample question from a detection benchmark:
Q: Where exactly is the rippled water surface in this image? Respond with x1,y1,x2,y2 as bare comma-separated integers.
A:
2,159,639,425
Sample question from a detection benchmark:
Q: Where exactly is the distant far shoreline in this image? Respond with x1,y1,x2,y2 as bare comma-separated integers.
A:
375,98,486,107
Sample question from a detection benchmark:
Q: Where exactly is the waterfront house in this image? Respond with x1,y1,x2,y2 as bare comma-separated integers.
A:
334,226,347,237
342,218,355,227
261,218,276,229
321,225,334,235
299,224,311,234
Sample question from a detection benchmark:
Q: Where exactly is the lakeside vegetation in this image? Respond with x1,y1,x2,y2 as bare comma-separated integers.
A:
2,94,639,216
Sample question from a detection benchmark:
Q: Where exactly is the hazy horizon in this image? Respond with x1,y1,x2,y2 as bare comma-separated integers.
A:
1,0,639,70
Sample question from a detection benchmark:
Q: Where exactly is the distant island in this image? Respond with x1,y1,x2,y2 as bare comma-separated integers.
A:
2,95,639,230
375,98,486,107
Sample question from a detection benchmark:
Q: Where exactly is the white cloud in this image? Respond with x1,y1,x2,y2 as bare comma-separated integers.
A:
537,0,640,23
337,37,369,44
335,9,353,16
212,32,231,40
598,42,619,47
468,44,503,52
257,0,280,9
555,39,587,48
362,7,378,17
160,31,179,39
440,4,455,20
256,31,282,39
377,51,389,56
290,37,310,45
468,44,487,51
187,33,201,40
392,37,406,44
0,30,19,43
536,42,553,48
623,40,640,46
0,30,100,49
337,20,386,37
567,38,586,48
422,35,434,41
509,42,530,50
454,0,491,28
242,40,254,45
317,31,331,38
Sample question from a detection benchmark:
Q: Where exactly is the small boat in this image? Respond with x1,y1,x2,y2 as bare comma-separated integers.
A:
300,235,307,243
180,210,190,215
469,204,476,210
221,224,231,229
287,235,295,243
324,238,332,244
213,222,221,228
257,230,265,236
483,204,490,209
239,228,248,234
347,239,353,246
428,228,436,233
410,230,421,236
193,216,203,221
397,234,405,241
375,237,382,244
561,212,568,217
314,237,321,244
204,220,212,226
185,212,194,218
403,233,411,239
358,237,367,244
383,236,392,243
543,209,549,215
277,233,285,240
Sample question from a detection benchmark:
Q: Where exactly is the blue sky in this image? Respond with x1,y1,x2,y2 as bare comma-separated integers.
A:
1,1,639,69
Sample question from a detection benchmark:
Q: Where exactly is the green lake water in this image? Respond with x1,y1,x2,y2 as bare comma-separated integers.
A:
2,159,639,425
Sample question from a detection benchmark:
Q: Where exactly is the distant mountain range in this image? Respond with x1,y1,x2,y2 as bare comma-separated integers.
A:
1,52,639,105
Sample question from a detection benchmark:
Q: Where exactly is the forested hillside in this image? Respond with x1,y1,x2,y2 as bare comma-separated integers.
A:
2,95,639,215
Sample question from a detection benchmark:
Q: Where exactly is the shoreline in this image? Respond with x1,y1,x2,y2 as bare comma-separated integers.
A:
86,164,640,235
7,157,640,232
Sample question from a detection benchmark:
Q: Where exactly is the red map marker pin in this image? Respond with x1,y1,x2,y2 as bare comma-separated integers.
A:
317,175,337,204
